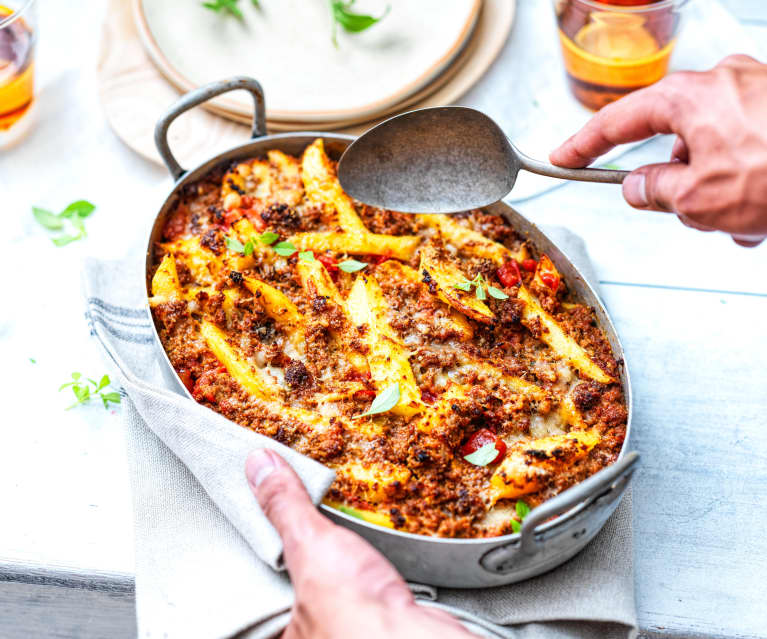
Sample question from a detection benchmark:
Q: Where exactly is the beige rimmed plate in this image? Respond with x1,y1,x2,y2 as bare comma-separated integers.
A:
99,0,515,167
134,0,481,124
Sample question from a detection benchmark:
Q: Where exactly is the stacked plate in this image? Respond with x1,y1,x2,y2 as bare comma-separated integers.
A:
132,0,515,133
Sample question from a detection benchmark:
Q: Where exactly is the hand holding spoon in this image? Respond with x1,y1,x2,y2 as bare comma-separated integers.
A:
338,106,629,214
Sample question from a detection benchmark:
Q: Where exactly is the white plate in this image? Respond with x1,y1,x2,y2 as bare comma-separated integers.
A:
135,0,480,123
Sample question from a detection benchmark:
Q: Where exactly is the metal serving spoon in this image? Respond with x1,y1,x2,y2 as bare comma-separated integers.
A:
338,106,629,214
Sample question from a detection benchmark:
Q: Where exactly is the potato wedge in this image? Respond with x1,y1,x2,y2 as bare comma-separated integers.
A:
517,286,613,384
150,254,183,304
200,321,283,400
417,214,526,264
243,277,305,355
419,240,495,324
288,231,420,262
323,500,395,529
490,430,601,501
336,461,411,503
267,149,304,207
455,352,548,402
347,275,423,417
415,384,472,434
376,260,473,341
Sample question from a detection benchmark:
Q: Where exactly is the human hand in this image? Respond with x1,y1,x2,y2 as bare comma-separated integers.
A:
244,449,477,639
550,55,767,247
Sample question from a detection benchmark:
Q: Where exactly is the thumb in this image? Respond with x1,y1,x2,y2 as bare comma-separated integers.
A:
245,449,332,560
622,162,689,212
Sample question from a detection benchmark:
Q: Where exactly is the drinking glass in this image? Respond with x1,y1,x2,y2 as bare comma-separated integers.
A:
0,0,36,148
553,0,688,110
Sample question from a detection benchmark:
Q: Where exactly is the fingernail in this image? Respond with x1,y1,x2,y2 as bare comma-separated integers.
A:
246,449,276,488
623,173,648,207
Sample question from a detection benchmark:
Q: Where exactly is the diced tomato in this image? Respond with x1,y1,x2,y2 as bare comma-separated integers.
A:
536,255,561,291
240,195,254,208
496,260,521,288
521,259,537,273
367,253,392,265
460,428,507,465
317,253,339,273
191,364,226,403
353,389,377,400
421,389,438,404
177,367,194,393
220,209,241,228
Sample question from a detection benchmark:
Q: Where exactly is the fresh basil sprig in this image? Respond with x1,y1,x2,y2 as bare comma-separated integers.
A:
455,274,509,301
274,241,297,257
353,383,399,419
201,0,258,19
510,500,531,534
463,442,499,466
59,372,122,410
32,200,96,247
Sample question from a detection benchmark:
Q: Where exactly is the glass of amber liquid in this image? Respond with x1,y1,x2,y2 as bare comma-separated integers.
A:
554,0,687,110
0,0,36,148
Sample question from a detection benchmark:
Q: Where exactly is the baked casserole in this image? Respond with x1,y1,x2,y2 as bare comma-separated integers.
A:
149,138,627,538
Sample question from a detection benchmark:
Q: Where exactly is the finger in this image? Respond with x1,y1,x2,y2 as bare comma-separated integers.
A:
245,449,332,561
677,214,716,232
622,162,689,212
671,136,688,163
732,234,766,248
716,53,759,69
550,82,678,167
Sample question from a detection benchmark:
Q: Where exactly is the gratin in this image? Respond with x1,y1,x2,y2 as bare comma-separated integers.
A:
149,138,627,538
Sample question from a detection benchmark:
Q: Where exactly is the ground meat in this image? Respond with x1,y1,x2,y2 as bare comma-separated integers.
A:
572,381,602,411
261,203,301,231
285,360,312,390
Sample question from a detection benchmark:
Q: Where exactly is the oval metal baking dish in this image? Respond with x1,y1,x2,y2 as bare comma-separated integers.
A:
146,77,638,589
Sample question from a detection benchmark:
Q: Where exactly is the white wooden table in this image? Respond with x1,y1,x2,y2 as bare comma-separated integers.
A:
1,1,765,637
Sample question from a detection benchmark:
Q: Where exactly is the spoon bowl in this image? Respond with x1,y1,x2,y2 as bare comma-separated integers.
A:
338,106,628,213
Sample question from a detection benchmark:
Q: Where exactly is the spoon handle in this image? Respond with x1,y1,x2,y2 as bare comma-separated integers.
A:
517,150,630,184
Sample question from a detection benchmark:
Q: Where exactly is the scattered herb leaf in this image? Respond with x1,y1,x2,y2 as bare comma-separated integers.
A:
454,277,473,292
330,0,390,46
59,372,122,410
225,236,246,253
32,207,64,230
202,0,244,19
511,519,522,534
274,241,297,257
60,200,96,219
52,233,84,247
354,383,400,419
258,231,279,245
516,500,530,519
475,282,487,301
463,442,500,466
487,285,509,300
29,358,36,364
298,250,315,262
337,258,367,273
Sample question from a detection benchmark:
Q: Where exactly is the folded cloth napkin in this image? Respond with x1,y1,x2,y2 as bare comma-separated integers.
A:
83,226,636,639
464,0,767,203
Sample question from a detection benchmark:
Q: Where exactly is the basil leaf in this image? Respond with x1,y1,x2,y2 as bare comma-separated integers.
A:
95,374,111,392
274,241,297,257
258,231,279,245
101,392,122,408
251,0,260,7
454,279,472,292
52,233,83,247
331,0,388,33
337,259,367,273
475,284,487,301
354,383,400,418
487,285,509,300
243,239,255,256
463,441,498,466
60,200,96,219
32,207,64,230
516,500,530,520
298,251,315,262
510,519,522,534
202,0,243,19
225,236,245,253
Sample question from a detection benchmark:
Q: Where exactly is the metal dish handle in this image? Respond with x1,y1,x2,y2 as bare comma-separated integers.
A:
154,76,267,181
480,451,639,574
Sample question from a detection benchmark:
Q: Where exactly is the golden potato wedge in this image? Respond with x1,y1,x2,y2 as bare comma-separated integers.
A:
490,430,601,501
267,149,304,207
347,275,423,417
455,352,548,402
150,254,183,304
243,277,305,355
160,236,223,285
376,260,474,341
419,240,495,324
417,214,518,264
415,383,472,434
517,286,613,384
288,231,420,262
335,461,411,503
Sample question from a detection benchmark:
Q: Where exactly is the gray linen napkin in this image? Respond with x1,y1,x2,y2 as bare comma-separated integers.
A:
83,226,637,639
